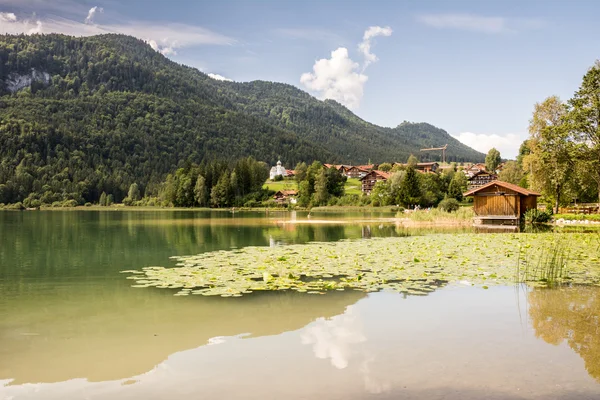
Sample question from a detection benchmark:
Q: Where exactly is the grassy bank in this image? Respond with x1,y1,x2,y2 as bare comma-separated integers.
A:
554,213,600,221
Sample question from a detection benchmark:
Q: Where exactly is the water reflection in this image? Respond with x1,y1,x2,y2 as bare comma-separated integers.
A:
529,286,600,382
0,285,365,385
301,305,390,394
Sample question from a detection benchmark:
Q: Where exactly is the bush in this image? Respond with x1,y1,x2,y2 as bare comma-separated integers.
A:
273,174,284,182
62,199,79,208
6,202,25,210
85,202,92,207
122,197,133,206
523,209,552,224
52,201,62,208
438,198,460,212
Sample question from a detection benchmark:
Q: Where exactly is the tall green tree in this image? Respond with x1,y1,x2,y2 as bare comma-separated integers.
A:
325,167,346,197
498,161,524,186
447,172,468,201
398,167,421,207
194,175,208,207
567,61,600,205
485,148,501,172
524,96,573,213
294,162,308,183
128,183,141,201
407,154,419,168
312,169,329,206
210,173,231,208
99,191,107,206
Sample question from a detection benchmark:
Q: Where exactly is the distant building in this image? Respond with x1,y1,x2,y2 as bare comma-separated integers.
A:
467,170,497,190
273,190,298,205
269,160,288,180
463,181,540,227
360,170,391,195
393,162,439,173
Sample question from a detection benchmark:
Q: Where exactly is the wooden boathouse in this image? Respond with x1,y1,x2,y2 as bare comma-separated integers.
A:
463,181,541,226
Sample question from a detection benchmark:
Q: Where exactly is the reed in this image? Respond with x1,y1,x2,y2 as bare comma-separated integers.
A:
515,239,570,286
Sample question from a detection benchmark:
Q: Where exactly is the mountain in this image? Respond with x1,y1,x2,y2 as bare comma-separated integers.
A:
0,34,484,204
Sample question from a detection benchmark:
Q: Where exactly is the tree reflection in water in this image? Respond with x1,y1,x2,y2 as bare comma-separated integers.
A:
529,286,600,382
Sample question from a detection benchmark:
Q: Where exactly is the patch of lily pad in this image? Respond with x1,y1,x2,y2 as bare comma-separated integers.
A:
122,233,600,297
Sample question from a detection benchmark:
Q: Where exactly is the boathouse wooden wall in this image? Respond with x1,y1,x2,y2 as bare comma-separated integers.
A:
472,184,537,218
472,186,520,217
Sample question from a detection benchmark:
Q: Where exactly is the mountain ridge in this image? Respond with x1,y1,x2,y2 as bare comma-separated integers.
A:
0,33,484,203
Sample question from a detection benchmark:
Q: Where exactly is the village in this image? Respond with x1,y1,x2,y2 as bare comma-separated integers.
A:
269,159,502,201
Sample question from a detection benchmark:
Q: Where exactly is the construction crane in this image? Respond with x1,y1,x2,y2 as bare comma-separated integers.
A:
420,144,448,164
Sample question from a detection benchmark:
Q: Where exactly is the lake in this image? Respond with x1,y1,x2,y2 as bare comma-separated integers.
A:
1,210,599,399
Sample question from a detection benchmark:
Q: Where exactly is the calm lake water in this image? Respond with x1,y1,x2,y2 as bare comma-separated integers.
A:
1,210,599,399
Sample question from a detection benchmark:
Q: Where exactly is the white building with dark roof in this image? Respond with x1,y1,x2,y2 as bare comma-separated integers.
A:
269,160,288,180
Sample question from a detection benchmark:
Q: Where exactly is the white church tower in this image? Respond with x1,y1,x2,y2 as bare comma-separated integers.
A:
269,160,288,180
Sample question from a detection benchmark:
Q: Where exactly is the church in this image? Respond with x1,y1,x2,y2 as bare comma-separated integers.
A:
269,160,288,180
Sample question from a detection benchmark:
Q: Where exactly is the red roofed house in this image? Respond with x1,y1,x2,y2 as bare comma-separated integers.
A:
360,170,391,195
463,181,541,226
273,190,298,205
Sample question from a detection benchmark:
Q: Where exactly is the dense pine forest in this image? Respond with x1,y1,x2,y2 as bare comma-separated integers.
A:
0,33,484,205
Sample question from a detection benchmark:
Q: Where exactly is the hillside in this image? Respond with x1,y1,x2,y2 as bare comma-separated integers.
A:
0,34,484,204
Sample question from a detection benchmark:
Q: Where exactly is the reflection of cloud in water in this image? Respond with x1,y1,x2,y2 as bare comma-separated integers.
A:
301,306,365,369
301,306,389,393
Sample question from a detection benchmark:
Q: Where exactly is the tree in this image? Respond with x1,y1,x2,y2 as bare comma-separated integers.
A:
210,173,231,207
194,175,209,207
99,191,107,206
325,167,346,197
398,166,421,207
498,161,524,186
378,162,393,172
294,162,308,183
485,148,501,173
107,194,114,205
447,172,468,201
312,169,329,206
407,154,419,168
128,183,141,201
523,95,574,213
567,61,600,205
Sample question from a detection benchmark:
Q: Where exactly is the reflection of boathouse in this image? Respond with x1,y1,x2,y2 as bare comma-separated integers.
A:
463,181,540,227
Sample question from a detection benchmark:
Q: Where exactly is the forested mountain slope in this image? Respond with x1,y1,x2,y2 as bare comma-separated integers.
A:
0,34,483,203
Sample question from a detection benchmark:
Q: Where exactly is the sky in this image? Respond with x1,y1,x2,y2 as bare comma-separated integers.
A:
1,0,599,158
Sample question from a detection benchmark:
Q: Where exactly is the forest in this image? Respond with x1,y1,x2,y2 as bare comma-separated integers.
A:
0,33,484,206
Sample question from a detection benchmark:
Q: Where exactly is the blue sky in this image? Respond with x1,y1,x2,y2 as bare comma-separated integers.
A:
1,0,599,158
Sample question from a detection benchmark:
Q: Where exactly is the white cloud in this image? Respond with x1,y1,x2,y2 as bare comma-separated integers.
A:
27,20,43,34
84,6,103,25
0,12,17,22
207,73,233,82
416,13,544,34
300,47,368,110
358,26,392,70
0,10,235,56
452,131,527,159
300,26,391,109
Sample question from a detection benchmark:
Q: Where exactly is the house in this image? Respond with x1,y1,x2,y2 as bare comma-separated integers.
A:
360,170,391,194
465,163,487,177
416,162,439,173
467,170,497,190
345,166,371,179
285,169,295,177
392,162,439,173
324,164,350,174
463,181,541,226
273,190,298,205
269,160,288,180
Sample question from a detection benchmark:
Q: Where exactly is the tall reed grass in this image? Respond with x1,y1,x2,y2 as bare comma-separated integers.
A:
515,239,570,286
